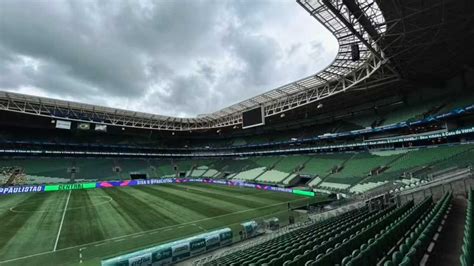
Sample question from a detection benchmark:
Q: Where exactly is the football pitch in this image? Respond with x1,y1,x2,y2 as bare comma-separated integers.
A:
0,183,318,265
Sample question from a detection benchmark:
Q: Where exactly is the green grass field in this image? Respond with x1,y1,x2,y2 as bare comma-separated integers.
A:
0,183,318,265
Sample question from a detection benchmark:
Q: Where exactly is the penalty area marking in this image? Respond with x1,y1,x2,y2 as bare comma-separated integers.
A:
0,197,308,264
53,190,71,251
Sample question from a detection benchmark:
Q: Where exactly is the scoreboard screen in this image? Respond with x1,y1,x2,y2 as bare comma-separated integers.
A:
242,106,265,129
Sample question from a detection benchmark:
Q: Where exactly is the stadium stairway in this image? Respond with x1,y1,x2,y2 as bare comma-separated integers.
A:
252,157,284,181
279,157,313,186
251,167,271,182
200,168,212,178
380,193,452,266
426,196,466,266
460,190,473,266
312,154,356,192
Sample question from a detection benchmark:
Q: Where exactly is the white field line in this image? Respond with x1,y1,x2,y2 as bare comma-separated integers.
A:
0,197,308,264
193,223,206,231
53,190,72,252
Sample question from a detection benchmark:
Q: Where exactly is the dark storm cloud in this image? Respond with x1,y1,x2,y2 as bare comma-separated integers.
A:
0,0,337,117
0,0,150,97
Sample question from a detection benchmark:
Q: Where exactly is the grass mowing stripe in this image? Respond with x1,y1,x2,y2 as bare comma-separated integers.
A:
0,193,54,251
133,186,230,218
185,183,297,201
129,187,210,222
85,189,142,238
189,183,299,201
0,185,315,265
102,187,179,230
57,190,106,249
178,183,269,197
122,187,204,225
53,190,71,251
176,184,288,205
157,184,272,209
0,192,68,260
0,196,308,266
148,185,251,213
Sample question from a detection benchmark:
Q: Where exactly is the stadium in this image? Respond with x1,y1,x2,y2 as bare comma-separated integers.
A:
0,0,474,265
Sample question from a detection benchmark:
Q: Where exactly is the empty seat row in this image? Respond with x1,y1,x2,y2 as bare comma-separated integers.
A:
224,208,374,265
205,207,370,265
238,204,399,265
343,196,434,265
289,200,417,266
207,194,454,266
385,192,452,265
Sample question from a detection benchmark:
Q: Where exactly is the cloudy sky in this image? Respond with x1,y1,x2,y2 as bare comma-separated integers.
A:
0,0,337,118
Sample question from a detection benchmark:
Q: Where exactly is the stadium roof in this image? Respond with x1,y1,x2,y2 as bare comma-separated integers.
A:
377,0,474,81
0,0,408,131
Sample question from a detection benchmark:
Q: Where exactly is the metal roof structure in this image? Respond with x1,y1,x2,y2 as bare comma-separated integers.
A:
377,0,474,81
0,0,399,131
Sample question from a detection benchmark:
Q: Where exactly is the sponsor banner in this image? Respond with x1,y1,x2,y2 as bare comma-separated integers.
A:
135,179,174,185
0,185,44,195
77,123,91,130
269,187,293,193
44,182,96,192
128,253,152,266
293,189,315,197
95,124,107,132
204,234,220,250
0,178,312,197
98,180,137,188
189,238,206,254
55,120,71,130
152,247,172,264
102,228,232,266
240,183,257,188
209,180,227,185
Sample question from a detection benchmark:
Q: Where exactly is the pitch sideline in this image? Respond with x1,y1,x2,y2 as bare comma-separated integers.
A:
0,197,308,264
